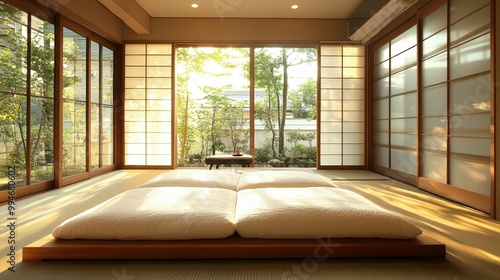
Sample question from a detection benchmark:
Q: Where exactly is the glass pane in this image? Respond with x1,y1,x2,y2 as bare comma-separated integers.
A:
374,132,389,145
390,66,417,95
391,46,417,74
391,26,417,57
422,83,447,116
450,5,490,46
374,77,389,99
422,4,447,39
0,7,30,186
374,60,389,80
449,153,490,196
62,100,87,176
63,28,87,101
101,106,114,166
449,74,491,114
449,33,490,80
423,30,447,58
91,42,100,103
30,16,55,184
422,150,447,183
391,148,417,175
373,120,389,132
177,47,252,166
373,99,389,119
391,118,417,133
102,46,114,105
91,104,100,168
450,0,490,25
422,51,447,87
391,92,417,118
373,146,389,167
450,137,489,157
422,116,446,135
449,113,490,137
421,135,447,151
63,28,87,176
391,133,417,148
374,43,389,65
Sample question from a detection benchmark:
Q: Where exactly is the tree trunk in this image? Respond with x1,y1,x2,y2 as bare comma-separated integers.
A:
279,49,288,155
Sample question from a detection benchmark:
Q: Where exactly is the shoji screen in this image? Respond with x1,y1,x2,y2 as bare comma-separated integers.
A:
320,45,365,166
373,0,492,212
447,0,491,196
124,44,173,166
421,4,448,184
372,26,418,175
390,26,418,176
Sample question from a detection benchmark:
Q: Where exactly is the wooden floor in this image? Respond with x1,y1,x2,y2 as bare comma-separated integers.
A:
23,233,445,261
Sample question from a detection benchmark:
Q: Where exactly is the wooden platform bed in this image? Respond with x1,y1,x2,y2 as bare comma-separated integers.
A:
23,170,446,261
23,233,445,261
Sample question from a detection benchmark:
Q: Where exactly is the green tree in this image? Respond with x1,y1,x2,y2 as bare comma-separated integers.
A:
251,48,316,158
0,6,56,184
196,86,232,156
224,103,248,154
176,47,243,165
286,130,303,159
289,78,317,119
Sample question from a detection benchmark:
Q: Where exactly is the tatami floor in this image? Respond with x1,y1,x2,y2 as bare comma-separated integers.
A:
0,168,499,279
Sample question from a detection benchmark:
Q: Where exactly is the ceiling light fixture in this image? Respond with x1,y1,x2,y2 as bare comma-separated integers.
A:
291,5,299,10
191,3,199,8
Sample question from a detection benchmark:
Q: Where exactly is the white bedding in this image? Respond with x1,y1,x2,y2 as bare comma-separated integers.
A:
52,187,237,240
141,169,241,190
236,187,422,239
236,170,333,190
53,171,423,241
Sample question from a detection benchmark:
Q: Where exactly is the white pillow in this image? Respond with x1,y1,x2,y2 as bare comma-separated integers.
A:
237,170,333,191
236,187,422,239
141,169,241,190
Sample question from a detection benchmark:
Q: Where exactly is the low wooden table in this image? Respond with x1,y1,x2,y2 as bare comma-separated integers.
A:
205,155,253,169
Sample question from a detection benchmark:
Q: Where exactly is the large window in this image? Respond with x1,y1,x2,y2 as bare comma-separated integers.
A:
62,28,87,177
91,42,114,169
372,0,492,212
125,44,366,169
0,3,54,189
0,1,117,200
61,26,116,180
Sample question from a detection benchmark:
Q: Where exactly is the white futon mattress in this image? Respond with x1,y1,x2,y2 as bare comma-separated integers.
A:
52,187,237,240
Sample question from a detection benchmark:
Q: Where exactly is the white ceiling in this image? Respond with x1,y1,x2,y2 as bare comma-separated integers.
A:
134,0,367,19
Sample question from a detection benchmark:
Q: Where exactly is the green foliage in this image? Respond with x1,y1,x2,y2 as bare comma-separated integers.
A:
176,47,248,164
289,78,317,119
0,6,56,184
248,48,316,158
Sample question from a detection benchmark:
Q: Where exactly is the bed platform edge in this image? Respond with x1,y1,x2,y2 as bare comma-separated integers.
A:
22,233,445,261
